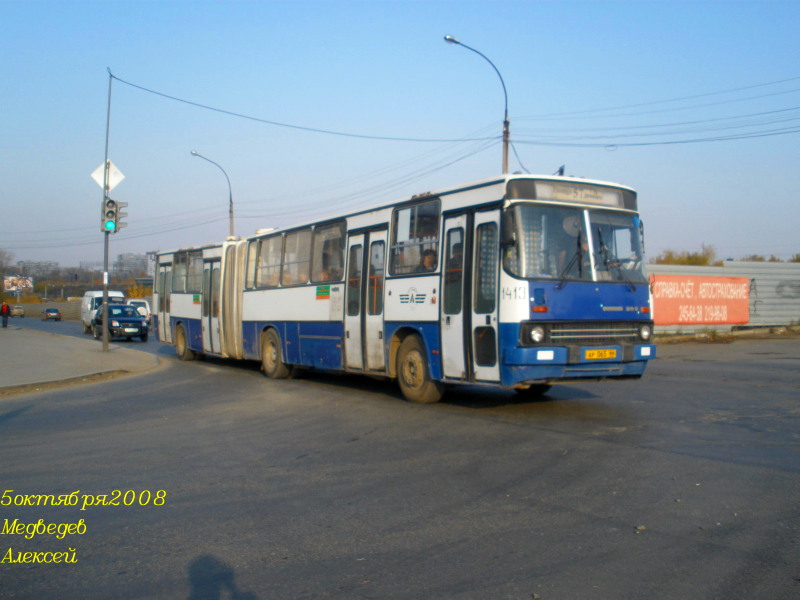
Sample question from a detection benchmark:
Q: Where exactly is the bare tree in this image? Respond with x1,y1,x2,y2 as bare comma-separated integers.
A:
0,249,14,271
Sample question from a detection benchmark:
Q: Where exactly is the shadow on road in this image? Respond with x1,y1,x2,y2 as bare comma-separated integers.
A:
187,554,258,600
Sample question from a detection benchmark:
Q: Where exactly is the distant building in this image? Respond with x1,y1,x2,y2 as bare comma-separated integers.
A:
79,261,103,272
16,260,59,276
113,253,147,275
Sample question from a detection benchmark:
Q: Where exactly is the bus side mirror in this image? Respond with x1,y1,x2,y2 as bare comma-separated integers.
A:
639,220,645,253
501,211,516,247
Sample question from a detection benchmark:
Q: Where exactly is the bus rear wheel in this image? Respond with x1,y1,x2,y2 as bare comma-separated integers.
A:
175,324,197,361
261,329,292,379
396,335,443,403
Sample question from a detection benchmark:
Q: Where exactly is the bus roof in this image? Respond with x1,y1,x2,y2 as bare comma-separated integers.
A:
155,173,638,255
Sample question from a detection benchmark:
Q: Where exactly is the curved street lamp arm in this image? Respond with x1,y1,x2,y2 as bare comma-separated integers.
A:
190,150,235,237
443,35,508,121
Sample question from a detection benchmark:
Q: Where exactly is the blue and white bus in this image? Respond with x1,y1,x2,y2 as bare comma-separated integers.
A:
154,174,655,402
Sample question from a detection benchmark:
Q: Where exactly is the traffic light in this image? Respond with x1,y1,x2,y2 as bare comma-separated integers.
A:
101,199,128,233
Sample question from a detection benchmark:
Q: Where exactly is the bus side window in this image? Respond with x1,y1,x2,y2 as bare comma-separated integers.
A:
187,251,203,292
475,223,498,314
172,252,188,293
389,198,440,275
368,241,385,315
347,245,363,316
443,229,464,315
282,228,312,286
311,221,345,282
245,240,259,289
256,235,282,288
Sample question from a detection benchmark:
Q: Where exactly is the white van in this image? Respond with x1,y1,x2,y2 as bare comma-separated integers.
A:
81,290,125,333
127,299,152,324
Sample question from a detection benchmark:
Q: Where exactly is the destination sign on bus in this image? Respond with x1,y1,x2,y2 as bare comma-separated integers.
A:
534,182,623,207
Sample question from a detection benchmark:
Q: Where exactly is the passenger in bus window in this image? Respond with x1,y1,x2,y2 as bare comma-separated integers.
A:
446,243,463,281
420,249,437,272
320,250,343,281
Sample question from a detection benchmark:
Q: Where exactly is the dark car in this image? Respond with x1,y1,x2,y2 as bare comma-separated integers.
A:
93,303,148,342
41,307,62,321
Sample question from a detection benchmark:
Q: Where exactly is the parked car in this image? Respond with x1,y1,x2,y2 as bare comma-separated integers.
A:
127,299,152,324
41,307,62,321
92,303,148,342
11,305,24,317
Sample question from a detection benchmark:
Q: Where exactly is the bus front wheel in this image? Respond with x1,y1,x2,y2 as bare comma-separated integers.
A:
261,329,292,379
396,335,443,403
175,324,197,361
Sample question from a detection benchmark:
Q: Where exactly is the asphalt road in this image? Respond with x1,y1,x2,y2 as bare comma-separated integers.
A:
12,316,169,356
1,328,799,599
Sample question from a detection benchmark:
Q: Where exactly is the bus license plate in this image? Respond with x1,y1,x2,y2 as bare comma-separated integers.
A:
585,349,617,360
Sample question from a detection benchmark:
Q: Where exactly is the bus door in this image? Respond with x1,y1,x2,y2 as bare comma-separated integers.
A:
202,259,221,354
344,230,387,371
157,263,173,344
471,210,501,382
440,215,468,379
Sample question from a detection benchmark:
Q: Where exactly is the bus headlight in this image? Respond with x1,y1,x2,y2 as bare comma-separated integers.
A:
530,326,546,343
639,324,652,341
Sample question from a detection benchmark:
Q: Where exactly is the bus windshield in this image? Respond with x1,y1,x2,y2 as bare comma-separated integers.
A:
503,204,647,284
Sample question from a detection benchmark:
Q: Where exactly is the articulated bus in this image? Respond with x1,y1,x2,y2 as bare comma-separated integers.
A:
154,174,655,403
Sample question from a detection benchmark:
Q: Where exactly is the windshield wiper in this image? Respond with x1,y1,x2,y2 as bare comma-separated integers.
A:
596,229,635,291
556,231,584,290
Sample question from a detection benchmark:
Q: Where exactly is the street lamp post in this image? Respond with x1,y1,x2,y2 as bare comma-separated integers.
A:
444,35,510,174
190,150,235,238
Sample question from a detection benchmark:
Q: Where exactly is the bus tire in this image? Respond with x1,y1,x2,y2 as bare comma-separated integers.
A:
262,329,291,379
175,324,197,361
396,335,443,403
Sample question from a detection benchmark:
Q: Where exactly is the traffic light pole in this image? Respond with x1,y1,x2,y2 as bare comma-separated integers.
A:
101,70,113,352
102,230,110,351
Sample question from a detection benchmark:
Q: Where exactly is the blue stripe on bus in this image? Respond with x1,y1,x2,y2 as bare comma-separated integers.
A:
242,320,442,377
242,320,345,370
169,317,204,352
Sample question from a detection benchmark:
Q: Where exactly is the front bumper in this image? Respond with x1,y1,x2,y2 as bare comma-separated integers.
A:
109,325,148,338
502,342,656,384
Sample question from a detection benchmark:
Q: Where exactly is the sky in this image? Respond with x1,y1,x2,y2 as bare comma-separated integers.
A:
2,0,799,269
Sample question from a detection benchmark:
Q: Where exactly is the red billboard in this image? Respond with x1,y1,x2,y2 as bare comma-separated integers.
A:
650,275,750,326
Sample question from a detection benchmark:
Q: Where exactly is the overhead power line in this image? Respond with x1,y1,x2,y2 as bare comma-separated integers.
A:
514,125,800,148
516,75,800,120
110,72,497,144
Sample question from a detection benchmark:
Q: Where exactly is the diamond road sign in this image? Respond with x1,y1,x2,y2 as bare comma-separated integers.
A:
91,160,125,192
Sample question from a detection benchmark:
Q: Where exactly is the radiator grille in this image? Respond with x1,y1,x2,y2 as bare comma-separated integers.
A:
550,321,640,345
